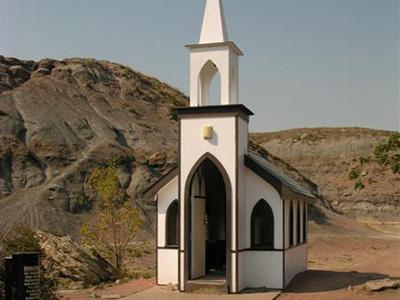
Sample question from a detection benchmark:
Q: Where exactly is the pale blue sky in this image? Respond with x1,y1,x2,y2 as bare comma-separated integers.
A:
1,0,399,132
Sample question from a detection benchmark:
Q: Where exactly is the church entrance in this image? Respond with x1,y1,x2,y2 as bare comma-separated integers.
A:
203,159,226,276
186,155,231,285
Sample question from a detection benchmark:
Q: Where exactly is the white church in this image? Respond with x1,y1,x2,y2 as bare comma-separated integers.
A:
144,0,316,294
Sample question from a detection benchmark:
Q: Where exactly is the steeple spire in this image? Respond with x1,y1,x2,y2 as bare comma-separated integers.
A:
199,0,229,44
187,0,242,106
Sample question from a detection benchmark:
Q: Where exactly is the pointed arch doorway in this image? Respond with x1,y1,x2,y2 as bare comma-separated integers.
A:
184,153,232,289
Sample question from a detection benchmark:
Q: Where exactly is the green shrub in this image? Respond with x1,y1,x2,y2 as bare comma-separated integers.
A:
350,133,400,191
354,180,365,191
359,156,371,166
374,133,400,173
349,167,361,180
169,110,178,121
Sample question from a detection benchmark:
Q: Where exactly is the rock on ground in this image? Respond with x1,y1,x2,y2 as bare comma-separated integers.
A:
35,230,116,287
365,278,400,292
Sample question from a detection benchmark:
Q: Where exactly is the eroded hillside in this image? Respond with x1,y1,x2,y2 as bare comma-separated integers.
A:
0,56,187,236
252,128,400,220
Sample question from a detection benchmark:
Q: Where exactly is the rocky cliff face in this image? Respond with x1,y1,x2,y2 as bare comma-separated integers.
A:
252,128,400,219
0,56,187,237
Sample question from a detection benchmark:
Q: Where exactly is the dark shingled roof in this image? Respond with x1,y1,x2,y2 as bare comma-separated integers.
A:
245,151,316,200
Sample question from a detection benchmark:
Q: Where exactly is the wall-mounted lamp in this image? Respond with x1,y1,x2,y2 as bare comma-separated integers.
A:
203,126,213,140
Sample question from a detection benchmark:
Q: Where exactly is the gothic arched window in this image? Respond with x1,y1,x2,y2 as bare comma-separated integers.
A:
166,200,179,247
251,199,274,249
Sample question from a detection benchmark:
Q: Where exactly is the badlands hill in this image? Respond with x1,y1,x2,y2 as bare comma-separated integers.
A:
252,128,400,220
0,56,397,239
0,56,187,237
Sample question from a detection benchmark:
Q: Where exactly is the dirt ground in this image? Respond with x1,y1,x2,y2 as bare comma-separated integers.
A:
279,233,400,300
59,212,400,300
279,205,400,300
58,234,399,300
58,278,155,300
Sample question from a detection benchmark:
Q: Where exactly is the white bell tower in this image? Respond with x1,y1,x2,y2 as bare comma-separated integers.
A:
152,0,313,294
186,0,243,107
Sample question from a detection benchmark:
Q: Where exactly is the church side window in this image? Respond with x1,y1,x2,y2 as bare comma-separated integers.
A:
289,200,294,247
303,203,307,242
297,202,301,244
251,199,274,249
166,200,179,247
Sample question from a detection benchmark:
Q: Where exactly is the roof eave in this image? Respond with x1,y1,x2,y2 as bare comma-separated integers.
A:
185,41,244,56
244,154,316,203
282,185,317,204
174,104,254,123
142,165,179,198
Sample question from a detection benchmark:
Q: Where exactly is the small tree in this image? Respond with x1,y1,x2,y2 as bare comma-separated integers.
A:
374,133,400,174
350,133,400,190
81,161,142,277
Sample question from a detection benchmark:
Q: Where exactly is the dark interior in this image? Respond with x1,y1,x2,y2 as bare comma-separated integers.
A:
166,200,179,246
203,160,226,275
251,200,274,248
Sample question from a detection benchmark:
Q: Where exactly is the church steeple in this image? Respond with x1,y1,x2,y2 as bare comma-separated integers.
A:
199,0,229,44
186,0,243,107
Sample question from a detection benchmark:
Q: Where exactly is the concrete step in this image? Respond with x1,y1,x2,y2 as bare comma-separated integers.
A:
186,280,229,294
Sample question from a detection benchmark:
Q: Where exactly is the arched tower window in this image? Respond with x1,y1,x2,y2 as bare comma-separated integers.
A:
297,202,301,244
251,199,274,249
289,200,293,247
198,60,221,106
166,200,179,247
209,71,221,106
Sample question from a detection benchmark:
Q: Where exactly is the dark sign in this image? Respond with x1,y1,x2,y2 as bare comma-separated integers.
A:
4,257,13,300
4,252,40,300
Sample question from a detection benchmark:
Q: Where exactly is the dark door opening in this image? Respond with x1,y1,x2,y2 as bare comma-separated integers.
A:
203,160,226,276
188,156,230,283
